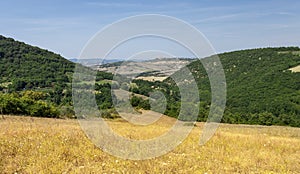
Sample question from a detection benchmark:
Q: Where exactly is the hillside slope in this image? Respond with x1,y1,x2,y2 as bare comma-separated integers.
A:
97,58,193,80
131,47,300,127
0,35,116,118
0,35,299,126
0,35,74,90
185,47,300,126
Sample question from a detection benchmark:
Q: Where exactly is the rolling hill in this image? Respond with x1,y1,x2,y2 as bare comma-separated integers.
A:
0,35,299,127
0,35,116,118
131,47,300,127
96,58,193,80
0,35,78,117
0,35,74,90
188,47,300,126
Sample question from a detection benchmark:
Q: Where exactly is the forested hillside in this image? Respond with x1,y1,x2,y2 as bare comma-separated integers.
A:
0,35,74,90
192,47,300,126
131,47,300,127
1,35,299,127
0,35,115,118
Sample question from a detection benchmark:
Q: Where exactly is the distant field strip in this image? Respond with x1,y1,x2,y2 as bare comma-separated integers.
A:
289,65,300,72
136,76,168,82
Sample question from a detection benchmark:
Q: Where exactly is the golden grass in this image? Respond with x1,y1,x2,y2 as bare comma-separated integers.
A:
136,76,168,82
0,115,299,173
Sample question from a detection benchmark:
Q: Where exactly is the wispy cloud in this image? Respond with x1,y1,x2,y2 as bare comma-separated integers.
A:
0,17,87,32
190,13,242,24
277,12,295,16
23,26,62,32
154,6,237,16
86,2,143,8
1,0,299,58
190,11,296,25
21,18,82,26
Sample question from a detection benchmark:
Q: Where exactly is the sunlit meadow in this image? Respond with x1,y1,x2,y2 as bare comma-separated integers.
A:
0,115,299,173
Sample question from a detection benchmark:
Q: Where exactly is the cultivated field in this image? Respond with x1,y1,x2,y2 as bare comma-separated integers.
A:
97,58,192,78
0,115,299,173
135,76,168,82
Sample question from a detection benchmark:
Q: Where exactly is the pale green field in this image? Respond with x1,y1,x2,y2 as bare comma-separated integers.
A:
0,115,299,173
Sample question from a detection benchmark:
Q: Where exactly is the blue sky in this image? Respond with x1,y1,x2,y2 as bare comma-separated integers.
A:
1,0,300,59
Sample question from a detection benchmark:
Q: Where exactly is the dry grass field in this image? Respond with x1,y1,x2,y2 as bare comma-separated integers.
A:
289,65,300,72
0,115,299,173
135,76,168,82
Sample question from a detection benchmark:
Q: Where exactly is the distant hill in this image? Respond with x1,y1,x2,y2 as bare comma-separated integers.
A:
97,58,194,80
69,58,122,67
0,35,74,90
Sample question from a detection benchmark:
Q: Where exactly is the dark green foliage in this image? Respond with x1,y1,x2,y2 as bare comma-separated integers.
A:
95,83,114,109
1,34,299,126
59,105,75,118
0,35,117,118
100,108,119,119
164,47,300,126
0,92,58,117
0,35,74,90
129,79,154,96
96,71,113,81
130,95,150,110
131,47,300,127
136,70,164,77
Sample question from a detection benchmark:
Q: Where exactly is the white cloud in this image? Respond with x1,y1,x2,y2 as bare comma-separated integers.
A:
86,2,142,8
190,13,242,24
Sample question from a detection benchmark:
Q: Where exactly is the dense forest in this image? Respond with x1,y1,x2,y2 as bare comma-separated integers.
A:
0,35,299,127
130,47,300,127
0,35,113,118
195,47,300,126
0,35,75,90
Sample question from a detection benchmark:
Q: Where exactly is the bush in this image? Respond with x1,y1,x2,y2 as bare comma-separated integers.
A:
0,92,59,118
59,105,75,118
